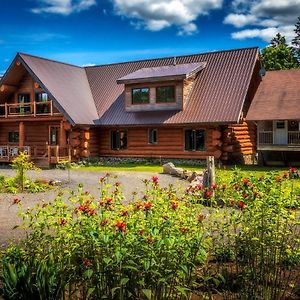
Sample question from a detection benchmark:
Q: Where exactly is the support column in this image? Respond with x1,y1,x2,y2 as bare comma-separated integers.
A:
59,121,67,147
19,122,25,147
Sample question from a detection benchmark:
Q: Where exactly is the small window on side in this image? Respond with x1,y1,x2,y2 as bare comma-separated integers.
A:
111,130,127,150
149,129,158,144
156,86,175,103
35,92,48,102
8,132,19,144
184,129,205,151
132,88,150,104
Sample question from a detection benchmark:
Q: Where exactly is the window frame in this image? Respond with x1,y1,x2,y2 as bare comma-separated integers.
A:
156,85,176,103
111,129,128,150
148,128,158,145
8,132,19,144
184,129,206,152
17,93,31,103
131,87,150,105
35,92,48,102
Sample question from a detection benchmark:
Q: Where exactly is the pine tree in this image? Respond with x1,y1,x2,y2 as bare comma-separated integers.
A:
292,16,300,66
261,32,298,71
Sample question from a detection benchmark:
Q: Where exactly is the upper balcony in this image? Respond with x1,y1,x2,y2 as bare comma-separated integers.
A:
0,100,62,118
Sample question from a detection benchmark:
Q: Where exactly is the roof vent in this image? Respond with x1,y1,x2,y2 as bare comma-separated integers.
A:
173,56,177,66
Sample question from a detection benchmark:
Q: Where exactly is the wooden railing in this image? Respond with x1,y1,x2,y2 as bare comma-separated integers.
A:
288,131,300,144
47,145,72,164
0,101,60,118
258,131,273,144
0,146,30,161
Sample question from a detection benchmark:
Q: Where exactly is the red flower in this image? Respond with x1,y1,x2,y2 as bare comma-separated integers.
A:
203,190,213,199
138,229,145,236
275,176,282,183
151,176,159,184
283,172,289,179
134,201,144,211
79,204,88,212
238,201,245,209
196,184,204,191
198,213,206,222
12,198,21,205
105,198,113,205
116,221,126,232
290,167,297,174
211,183,218,190
83,258,92,267
243,192,249,199
144,202,153,211
88,209,97,216
242,178,250,186
170,201,179,210
59,218,67,225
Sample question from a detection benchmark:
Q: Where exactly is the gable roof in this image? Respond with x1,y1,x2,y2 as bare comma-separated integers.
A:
86,47,259,126
4,53,99,125
247,69,300,121
117,62,206,84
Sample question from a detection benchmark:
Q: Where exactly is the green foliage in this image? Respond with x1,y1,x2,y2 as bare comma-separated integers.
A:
11,152,39,192
261,33,298,71
292,16,300,66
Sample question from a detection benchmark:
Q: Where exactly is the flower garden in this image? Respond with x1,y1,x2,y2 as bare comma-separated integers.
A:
0,167,300,299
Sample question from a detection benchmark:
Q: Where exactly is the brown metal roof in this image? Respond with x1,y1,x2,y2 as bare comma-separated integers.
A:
18,53,99,125
247,69,300,121
86,47,259,126
117,62,206,84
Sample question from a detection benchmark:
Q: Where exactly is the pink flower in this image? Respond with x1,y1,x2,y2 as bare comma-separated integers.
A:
239,201,245,209
116,221,126,232
151,176,159,184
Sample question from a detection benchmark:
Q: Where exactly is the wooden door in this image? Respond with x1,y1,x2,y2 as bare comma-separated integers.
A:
273,121,287,145
49,126,60,145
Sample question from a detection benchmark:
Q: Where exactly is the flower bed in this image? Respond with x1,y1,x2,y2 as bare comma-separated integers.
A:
1,170,300,299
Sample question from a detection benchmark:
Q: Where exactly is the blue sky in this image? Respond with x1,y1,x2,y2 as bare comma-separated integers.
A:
0,0,299,74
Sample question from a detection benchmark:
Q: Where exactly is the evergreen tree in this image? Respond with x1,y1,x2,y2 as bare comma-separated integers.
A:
261,33,298,70
292,16,300,66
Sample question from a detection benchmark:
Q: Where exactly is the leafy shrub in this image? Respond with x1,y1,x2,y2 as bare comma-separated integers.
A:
2,175,208,299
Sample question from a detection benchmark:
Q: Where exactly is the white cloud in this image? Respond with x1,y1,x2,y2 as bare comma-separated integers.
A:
32,0,96,15
224,0,300,43
111,0,223,36
224,13,257,28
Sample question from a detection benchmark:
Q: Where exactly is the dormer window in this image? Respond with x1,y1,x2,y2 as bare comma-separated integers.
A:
156,86,175,103
132,88,150,104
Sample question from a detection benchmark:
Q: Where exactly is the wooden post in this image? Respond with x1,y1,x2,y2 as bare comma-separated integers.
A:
19,122,25,147
5,103,8,118
47,145,51,165
50,101,53,116
59,121,66,147
33,101,36,117
206,156,215,188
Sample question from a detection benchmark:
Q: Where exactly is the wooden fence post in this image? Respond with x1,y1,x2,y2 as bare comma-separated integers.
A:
206,156,215,188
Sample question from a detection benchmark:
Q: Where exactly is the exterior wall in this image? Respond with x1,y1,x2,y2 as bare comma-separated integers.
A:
97,126,223,160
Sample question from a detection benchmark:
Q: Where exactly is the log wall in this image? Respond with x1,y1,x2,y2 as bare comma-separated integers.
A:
96,126,223,159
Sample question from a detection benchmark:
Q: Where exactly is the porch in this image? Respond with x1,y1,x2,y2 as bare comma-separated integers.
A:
0,145,74,165
258,120,300,151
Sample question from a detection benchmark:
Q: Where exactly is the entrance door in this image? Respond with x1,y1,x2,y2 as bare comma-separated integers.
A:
49,126,59,145
273,120,287,144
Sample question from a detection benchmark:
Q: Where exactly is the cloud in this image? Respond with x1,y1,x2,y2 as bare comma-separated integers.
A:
32,0,96,15
111,0,223,36
224,0,300,43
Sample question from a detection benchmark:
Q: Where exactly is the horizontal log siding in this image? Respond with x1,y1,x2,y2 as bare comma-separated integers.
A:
98,126,221,159
0,120,64,156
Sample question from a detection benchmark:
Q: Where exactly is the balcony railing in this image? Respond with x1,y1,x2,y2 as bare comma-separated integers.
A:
258,131,300,145
0,101,61,118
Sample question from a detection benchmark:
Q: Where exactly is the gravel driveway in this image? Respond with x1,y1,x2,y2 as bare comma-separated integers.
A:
0,168,187,247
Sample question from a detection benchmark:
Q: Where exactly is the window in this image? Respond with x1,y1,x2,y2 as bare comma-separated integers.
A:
18,94,30,103
8,132,19,143
185,129,205,151
111,130,127,150
132,88,150,104
148,128,158,144
35,92,48,102
156,86,175,103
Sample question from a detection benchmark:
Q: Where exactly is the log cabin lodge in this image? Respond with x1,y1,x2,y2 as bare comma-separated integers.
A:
0,47,299,166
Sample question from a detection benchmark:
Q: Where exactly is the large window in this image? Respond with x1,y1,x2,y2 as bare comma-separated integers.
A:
111,130,127,150
18,94,30,103
18,94,31,114
35,92,48,102
8,132,19,143
148,128,158,144
156,86,175,103
132,88,150,104
185,129,205,151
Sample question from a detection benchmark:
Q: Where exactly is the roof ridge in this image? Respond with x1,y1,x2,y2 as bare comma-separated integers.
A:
84,46,259,69
18,52,83,69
